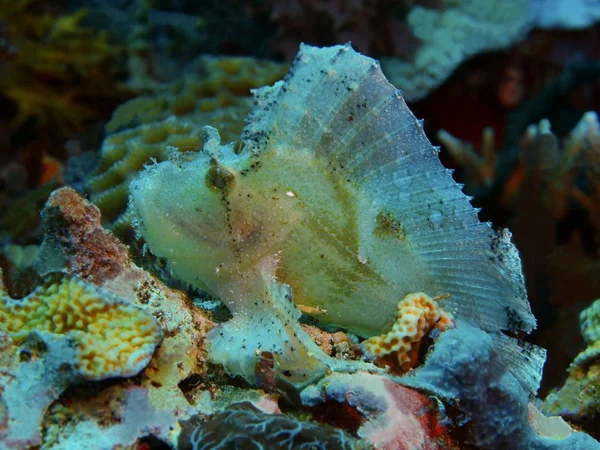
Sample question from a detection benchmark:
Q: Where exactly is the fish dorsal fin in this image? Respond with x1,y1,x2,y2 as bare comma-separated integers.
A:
242,43,540,391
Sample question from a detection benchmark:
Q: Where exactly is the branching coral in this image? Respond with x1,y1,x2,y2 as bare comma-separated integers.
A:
0,0,126,138
431,58,600,400
437,127,496,192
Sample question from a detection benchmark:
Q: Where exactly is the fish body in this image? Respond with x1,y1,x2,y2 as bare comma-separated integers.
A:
130,44,544,390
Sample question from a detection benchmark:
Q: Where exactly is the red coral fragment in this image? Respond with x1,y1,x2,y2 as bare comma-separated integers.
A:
42,187,130,284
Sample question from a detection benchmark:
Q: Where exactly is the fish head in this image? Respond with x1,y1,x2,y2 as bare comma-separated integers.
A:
129,145,303,295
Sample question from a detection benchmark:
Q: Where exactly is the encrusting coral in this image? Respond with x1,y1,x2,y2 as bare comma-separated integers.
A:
402,323,600,449
301,372,458,450
0,187,217,448
35,186,131,285
363,292,455,372
0,270,162,380
130,43,543,393
84,55,287,235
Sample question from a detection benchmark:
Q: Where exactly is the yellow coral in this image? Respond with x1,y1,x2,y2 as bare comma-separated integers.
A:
363,293,455,371
0,0,125,136
105,56,288,135
0,271,161,380
87,56,287,235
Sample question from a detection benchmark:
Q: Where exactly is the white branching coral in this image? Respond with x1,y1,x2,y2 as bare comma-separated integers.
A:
381,0,531,101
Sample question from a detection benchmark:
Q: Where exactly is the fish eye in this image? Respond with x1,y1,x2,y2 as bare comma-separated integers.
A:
206,165,236,193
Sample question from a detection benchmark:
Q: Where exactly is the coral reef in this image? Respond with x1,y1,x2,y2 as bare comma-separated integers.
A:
35,187,131,284
84,55,287,235
130,43,543,393
244,0,421,61
2,186,295,448
542,299,600,438
437,127,496,192
2,0,600,443
572,298,600,367
438,110,600,389
362,292,455,372
0,331,79,448
529,0,600,29
0,270,162,380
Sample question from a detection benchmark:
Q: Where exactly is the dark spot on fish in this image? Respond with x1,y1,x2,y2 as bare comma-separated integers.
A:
375,211,407,241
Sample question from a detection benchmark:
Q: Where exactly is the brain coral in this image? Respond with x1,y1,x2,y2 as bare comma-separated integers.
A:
85,56,287,235
0,271,161,380
130,44,542,391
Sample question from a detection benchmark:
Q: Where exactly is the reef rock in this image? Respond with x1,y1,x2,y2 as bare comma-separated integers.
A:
301,372,457,450
401,323,600,449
